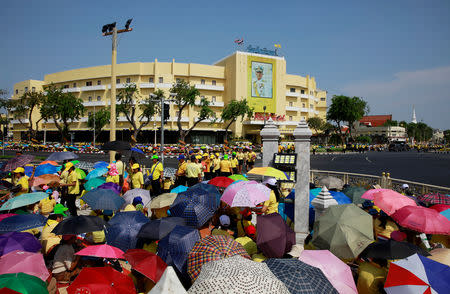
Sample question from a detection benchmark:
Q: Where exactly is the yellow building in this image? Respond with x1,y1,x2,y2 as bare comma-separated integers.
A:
9,51,327,143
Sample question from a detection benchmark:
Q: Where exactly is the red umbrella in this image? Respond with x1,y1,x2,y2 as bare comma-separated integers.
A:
75,244,124,259
67,267,136,294
430,204,450,213
373,190,417,215
418,193,450,205
124,249,167,283
208,176,234,188
391,206,450,235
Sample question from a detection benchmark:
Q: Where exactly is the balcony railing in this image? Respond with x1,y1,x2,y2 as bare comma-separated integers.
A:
80,85,106,91
195,84,224,91
285,106,300,112
286,92,300,97
62,87,81,93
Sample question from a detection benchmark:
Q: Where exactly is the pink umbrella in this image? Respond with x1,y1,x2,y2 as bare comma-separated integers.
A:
75,244,125,259
221,180,270,207
0,214,17,222
299,250,357,294
361,189,390,200
373,189,417,215
0,250,49,281
391,206,450,235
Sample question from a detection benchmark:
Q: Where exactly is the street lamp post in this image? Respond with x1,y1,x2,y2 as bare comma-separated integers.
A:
93,105,96,148
263,105,267,125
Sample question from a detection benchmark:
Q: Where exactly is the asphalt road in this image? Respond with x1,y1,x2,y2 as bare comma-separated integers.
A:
3,150,449,187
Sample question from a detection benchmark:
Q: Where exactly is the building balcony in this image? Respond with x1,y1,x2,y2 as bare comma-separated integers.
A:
300,94,309,98
83,101,106,107
139,83,155,89
62,87,81,93
285,106,300,112
286,92,300,97
301,108,309,112
156,83,172,89
11,119,29,124
117,116,128,122
194,100,224,107
168,117,189,122
195,84,224,91
315,110,319,115
81,85,106,91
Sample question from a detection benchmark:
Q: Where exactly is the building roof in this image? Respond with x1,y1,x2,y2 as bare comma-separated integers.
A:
359,115,392,127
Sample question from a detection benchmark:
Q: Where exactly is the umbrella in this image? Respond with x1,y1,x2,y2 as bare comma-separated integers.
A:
123,189,151,207
360,239,430,260
0,214,47,233
124,249,167,283
361,188,390,200
312,204,374,259
82,188,125,210
169,190,218,228
32,174,60,187
170,185,188,194
384,254,450,294
264,258,339,294
46,151,78,162
429,204,450,213
93,161,109,170
67,267,135,294
52,215,109,235
163,167,177,179
342,186,367,204
0,272,48,294
98,182,121,195
310,188,352,205
75,161,94,170
441,208,450,221
299,250,357,294
85,167,108,181
101,141,131,151
0,214,16,223
0,180,13,191
247,167,288,180
2,155,34,172
228,174,248,181
33,163,59,177
418,193,450,205
157,225,200,273
38,160,58,166
0,192,48,211
187,184,221,207
74,168,86,180
188,255,290,294
0,250,49,281
208,176,234,188
318,175,344,190
256,213,295,258
187,235,250,282
0,232,41,256
148,266,187,294
75,244,124,259
84,177,106,191
150,193,177,209
105,211,149,252
373,189,417,215
137,217,186,240
130,147,144,154
428,248,450,266
221,180,271,208
391,205,450,235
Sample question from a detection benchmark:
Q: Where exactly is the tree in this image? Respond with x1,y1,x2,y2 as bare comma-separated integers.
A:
307,117,324,134
116,84,158,140
221,99,254,141
383,119,398,127
16,91,45,140
398,120,408,128
87,108,110,143
406,122,433,142
40,85,85,142
444,130,450,143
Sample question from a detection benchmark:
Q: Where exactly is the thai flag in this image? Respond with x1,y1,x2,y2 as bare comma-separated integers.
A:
234,38,244,45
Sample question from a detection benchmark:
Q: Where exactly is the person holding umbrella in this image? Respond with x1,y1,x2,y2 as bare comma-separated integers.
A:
12,167,29,196
60,162,80,217
106,163,120,185
115,152,125,188
220,154,233,177
253,178,279,215
149,155,163,196
175,154,187,187
52,235,81,282
131,164,144,190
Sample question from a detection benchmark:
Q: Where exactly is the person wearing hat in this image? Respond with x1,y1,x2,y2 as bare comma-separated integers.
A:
210,154,220,178
149,155,163,196
220,154,233,177
236,148,245,174
12,167,29,196
114,152,125,188
175,154,187,187
106,163,120,185
131,163,144,189
254,178,279,215
38,188,57,216
231,152,238,175
247,149,257,171
252,65,267,97
211,215,234,237
201,153,212,180
60,162,80,217
186,155,202,187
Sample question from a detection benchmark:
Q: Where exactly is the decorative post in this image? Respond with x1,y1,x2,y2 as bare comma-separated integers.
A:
293,119,312,245
260,117,280,168
311,186,338,221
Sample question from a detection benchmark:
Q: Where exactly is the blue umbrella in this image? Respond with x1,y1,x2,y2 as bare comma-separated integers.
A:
0,214,47,233
105,211,149,251
82,188,125,210
137,217,186,240
187,183,221,207
46,151,78,162
98,182,121,195
34,163,60,177
0,192,48,211
170,185,188,194
85,168,108,181
157,225,200,273
310,188,351,204
131,147,144,154
93,161,109,170
169,191,218,228
24,166,33,177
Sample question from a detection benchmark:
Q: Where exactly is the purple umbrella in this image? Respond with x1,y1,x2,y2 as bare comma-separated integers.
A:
0,232,42,256
3,155,34,172
256,213,295,258
98,182,121,195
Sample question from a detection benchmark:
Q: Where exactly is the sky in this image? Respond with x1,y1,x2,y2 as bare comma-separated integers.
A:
1,0,449,129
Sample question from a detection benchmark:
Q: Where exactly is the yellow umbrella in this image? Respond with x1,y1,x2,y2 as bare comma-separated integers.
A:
247,167,288,180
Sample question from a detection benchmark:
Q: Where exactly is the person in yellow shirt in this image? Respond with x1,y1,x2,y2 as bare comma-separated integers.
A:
163,176,173,193
114,152,125,188
186,156,201,187
12,167,29,196
41,213,65,255
254,178,279,215
220,154,233,177
236,149,245,174
38,189,57,216
61,163,80,217
202,153,212,180
211,154,220,178
131,164,144,190
149,155,163,196
105,163,120,185
59,164,70,207
247,150,257,170
357,259,388,294
175,154,187,187
231,152,238,174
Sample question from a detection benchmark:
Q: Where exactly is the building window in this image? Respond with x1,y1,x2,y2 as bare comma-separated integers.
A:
302,116,306,120
289,102,293,107
24,87,28,92
290,88,295,93
212,96,216,102
73,83,77,87
320,97,326,101
159,77,163,83
97,96,101,101
302,103,306,107
201,79,205,85
116,78,120,84
86,81,92,86
301,89,305,94
15,89,18,95
126,77,131,83
176,111,180,117
88,96,92,102
289,116,293,121
97,80,101,85
310,104,314,109
63,85,69,89
32,87,36,92
176,78,183,83
149,77,154,83
310,91,313,95
212,80,216,85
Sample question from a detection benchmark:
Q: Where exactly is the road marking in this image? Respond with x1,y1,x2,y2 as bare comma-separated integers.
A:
331,157,336,161
365,156,372,163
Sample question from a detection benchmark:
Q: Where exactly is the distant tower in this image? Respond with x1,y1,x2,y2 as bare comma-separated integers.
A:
411,105,417,124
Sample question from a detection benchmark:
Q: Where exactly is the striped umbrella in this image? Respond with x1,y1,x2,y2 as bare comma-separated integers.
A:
187,235,250,282
418,193,450,205
247,167,288,180
3,155,34,172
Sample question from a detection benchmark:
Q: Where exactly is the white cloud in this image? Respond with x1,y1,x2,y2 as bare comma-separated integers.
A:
340,66,450,129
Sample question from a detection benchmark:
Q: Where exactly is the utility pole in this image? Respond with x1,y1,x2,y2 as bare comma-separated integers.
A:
102,19,133,162
93,105,96,148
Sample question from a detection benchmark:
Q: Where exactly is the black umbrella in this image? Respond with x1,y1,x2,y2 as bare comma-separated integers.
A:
46,151,78,162
101,141,131,151
359,239,431,260
51,215,109,235
0,180,13,191
137,217,186,240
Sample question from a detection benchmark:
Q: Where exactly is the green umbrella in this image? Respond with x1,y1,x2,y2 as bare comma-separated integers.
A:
0,192,48,211
75,168,86,180
312,204,373,259
228,174,248,181
70,160,80,165
0,272,49,294
84,177,106,191
342,186,367,204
